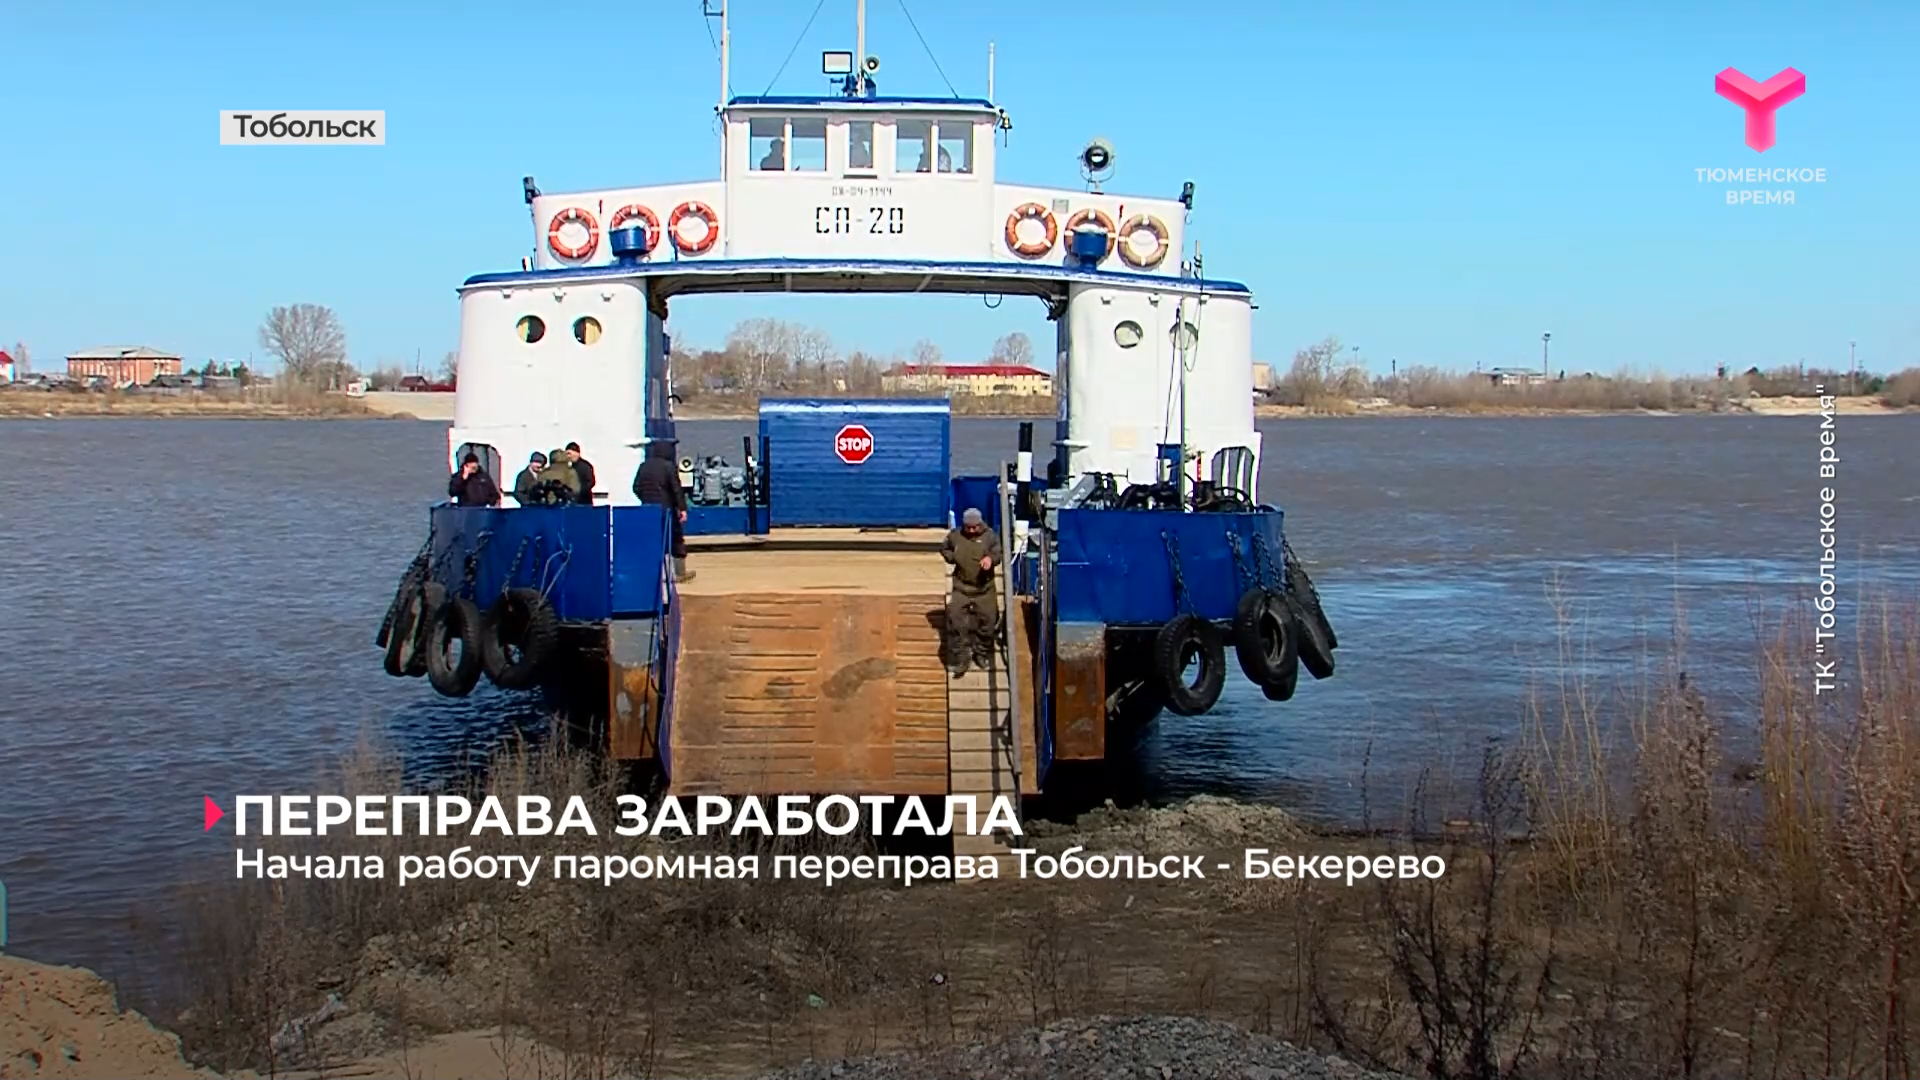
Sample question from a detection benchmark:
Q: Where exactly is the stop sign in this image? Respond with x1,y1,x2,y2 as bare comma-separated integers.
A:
834,423,875,465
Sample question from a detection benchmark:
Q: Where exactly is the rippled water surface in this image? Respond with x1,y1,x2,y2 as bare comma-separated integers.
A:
0,414,1914,977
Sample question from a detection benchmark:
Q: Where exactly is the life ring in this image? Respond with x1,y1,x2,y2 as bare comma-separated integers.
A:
669,201,720,255
1004,202,1058,257
608,204,660,253
1117,213,1171,269
547,207,599,260
480,587,559,690
425,595,483,697
1063,208,1115,261
1152,613,1225,716
1231,588,1299,690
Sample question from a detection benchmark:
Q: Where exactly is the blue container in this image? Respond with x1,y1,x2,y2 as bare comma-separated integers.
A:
759,398,951,528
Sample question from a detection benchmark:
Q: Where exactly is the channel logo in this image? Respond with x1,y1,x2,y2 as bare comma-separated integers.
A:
1714,67,1805,153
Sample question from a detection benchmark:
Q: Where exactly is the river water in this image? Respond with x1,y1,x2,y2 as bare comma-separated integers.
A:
0,414,1914,978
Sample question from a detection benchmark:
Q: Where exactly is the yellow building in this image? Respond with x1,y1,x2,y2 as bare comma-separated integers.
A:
882,364,1053,397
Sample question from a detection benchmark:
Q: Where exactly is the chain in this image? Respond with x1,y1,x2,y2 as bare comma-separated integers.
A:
500,537,532,596
1225,530,1253,593
1250,530,1278,593
1161,530,1194,615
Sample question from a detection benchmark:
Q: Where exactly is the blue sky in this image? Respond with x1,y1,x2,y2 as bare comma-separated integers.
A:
2,0,1914,377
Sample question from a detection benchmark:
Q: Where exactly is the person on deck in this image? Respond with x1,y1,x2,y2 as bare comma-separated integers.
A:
448,452,501,507
565,442,596,504
632,439,693,582
532,448,582,504
511,451,548,505
941,507,1002,676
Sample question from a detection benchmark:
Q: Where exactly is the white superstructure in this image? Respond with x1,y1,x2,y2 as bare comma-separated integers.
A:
446,17,1258,504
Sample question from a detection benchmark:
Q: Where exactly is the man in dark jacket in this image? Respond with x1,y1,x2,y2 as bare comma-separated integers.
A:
511,451,548,505
448,452,501,507
632,439,692,581
565,442,596,504
941,507,1002,676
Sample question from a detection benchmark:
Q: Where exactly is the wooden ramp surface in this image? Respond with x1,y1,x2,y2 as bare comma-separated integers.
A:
668,543,949,795
667,540,1036,840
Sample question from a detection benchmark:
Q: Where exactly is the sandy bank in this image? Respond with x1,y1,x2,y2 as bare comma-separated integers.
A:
0,954,212,1079
0,394,378,421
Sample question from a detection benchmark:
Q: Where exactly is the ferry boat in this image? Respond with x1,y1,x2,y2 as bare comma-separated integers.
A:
375,2,1339,834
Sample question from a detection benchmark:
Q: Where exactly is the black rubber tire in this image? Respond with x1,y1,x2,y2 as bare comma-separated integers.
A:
377,554,430,649
1232,588,1299,688
383,579,439,677
1288,592,1336,680
480,587,559,690
1261,658,1299,702
1153,614,1227,716
425,595,482,697
403,583,446,677
1285,550,1338,651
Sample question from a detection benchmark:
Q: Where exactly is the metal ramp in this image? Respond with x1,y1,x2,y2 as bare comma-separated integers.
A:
947,483,1028,871
946,652,1019,866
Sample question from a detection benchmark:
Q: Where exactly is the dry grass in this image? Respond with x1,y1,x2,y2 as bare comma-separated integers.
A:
0,385,375,418
143,596,1920,1080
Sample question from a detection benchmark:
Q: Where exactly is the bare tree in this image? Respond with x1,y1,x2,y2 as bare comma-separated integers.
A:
442,350,459,382
727,318,800,390
259,304,347,386
10,341,28,375
910,339,944,368
989,331,1035,368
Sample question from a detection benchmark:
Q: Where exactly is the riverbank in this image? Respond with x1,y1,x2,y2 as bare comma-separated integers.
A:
0,392,379,420
1256,393,1913,419
66,585,1909,1080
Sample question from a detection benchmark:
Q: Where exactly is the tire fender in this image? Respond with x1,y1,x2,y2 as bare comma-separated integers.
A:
480,587,560,690
1153,613,1227,716
1232,588,1299,689
425,595,483,697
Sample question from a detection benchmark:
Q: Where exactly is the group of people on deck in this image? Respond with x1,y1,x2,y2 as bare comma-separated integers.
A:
447,439,1005,646
446,439,694,582
447,443,596,508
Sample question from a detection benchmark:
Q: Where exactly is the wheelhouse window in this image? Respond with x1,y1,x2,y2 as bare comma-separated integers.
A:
936,122,973,174
750,117,784,170
790,117,827,171
848,119,874,171
897,118,932,172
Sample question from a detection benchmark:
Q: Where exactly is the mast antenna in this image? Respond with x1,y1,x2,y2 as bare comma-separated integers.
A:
855,0,868,96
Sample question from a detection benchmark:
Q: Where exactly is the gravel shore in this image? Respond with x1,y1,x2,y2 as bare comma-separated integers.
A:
754,1015,1409,1080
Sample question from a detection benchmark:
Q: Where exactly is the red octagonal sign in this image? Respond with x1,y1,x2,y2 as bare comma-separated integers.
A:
834,423,875,465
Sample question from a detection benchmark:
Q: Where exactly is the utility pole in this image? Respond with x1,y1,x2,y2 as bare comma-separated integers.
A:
1849,339,1857,396
1541,333,1551,380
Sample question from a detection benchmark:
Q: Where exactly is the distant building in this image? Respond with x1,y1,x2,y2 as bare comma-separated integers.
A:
66,346,182,388
882,364,1052,397
1485,367,1544,387
1251,362,1274,391
0,350,13,383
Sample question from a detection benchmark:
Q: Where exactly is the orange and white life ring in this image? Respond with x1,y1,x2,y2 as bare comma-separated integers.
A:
1063,208,1115,261
547,207,599,260
608,204,660,253
1117,214,1170,269
1004,202,1058,257
669,201,720,255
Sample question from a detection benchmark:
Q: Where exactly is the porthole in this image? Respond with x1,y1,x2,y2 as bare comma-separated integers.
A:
1114,320,1144,348
516,315,546,343
1171,319,1200,351
573,316,601,345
